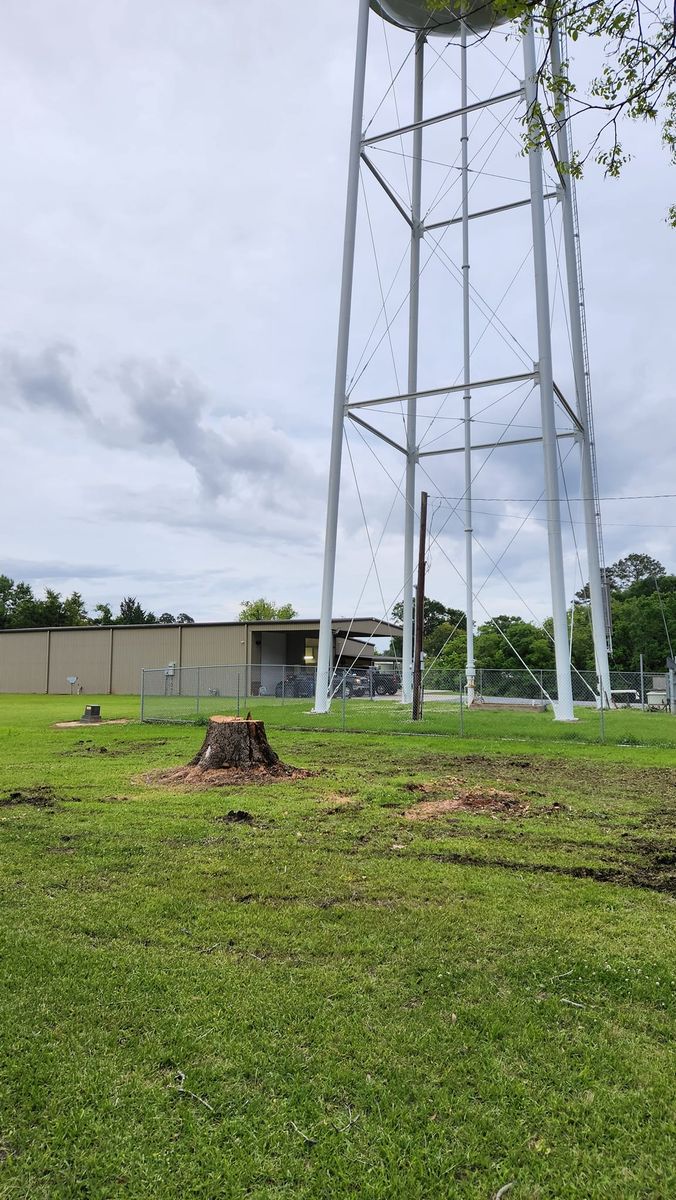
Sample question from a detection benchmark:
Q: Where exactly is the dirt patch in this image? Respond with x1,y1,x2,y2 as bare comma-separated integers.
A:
0,786,80,808
321,792,362,814
53,719,131,729
403,777,527,820
140,763,313,791
63,741,110,756
215,810,254,824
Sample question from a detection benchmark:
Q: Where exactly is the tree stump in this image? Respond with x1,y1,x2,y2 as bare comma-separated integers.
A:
189,716,280,771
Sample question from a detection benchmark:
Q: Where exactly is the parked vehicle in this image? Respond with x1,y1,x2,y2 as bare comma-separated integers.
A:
274,671,315,698
372,668,399,695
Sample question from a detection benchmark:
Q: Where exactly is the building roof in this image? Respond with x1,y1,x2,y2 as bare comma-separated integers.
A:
0,616,402,638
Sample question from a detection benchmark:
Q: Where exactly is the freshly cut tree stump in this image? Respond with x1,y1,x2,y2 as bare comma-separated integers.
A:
189,716,280,771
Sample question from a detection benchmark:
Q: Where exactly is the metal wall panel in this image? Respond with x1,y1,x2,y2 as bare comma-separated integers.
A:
0,630,49,693
48,628,112,694
111,627,181,694
180,625,246,669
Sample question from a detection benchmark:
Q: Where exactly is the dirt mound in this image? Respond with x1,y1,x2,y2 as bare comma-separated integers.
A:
403,776,527,820
0,786,71,808
141,763,312,791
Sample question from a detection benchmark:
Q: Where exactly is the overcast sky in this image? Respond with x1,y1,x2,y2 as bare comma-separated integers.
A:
1,0,673,627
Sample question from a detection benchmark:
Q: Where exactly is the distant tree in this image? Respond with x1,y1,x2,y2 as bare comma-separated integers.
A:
392,597,465,640
158,613,176,624
39,588,66,627
117,596,148,625
391,597,466,656
176,613,195,624
92,603,114,625
0,575,14,628
475,616,555,670
238,598,297,621
576,553,666,602
62,592,89,626
430,628,468,669
9,582,41,628
611,553,666,591
425,617,468,659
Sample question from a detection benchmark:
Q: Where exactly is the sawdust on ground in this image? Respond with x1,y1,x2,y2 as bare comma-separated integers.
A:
403,776,527,819
140,763,313,791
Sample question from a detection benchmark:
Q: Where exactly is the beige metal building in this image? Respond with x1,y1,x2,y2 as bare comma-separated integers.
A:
0,618,400,695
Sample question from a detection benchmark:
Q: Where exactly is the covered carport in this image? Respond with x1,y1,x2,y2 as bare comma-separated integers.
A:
246,617,401,696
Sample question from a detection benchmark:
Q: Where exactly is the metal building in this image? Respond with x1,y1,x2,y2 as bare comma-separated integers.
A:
0,617,400,695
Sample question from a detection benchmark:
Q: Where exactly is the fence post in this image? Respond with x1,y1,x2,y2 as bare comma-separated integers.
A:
639,653,645,711
237,674,240,717
196,667,200,718
459,673,464,737
140,670,145,722
342,673,347,731
599,679,605,743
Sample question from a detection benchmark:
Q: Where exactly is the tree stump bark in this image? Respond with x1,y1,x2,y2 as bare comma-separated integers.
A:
189,716,280,771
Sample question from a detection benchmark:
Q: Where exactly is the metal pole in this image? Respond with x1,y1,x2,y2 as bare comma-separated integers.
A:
459,673,464,736
140,670,145,722
412,491,428,720
549,23,612,710
640,652,645,710
460,21,476,707
196,666,200,717
523,25,575,722
599,672,605,742
402,31,425,706
315,0,371,714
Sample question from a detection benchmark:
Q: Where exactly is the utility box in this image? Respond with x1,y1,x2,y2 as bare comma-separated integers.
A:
80,705,101,723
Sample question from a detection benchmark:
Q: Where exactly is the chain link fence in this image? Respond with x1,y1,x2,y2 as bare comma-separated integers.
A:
141,662,668,725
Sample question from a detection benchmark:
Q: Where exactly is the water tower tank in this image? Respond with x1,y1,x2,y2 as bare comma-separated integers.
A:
371,0,507,37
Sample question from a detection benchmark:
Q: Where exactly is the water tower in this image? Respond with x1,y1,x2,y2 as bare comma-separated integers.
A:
314,0,612,719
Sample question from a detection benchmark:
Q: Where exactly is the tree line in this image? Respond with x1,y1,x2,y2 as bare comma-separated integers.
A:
0,577,193,628
393,554,676,674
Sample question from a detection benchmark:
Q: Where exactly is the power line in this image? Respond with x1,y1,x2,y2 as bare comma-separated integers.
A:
427,492,676,503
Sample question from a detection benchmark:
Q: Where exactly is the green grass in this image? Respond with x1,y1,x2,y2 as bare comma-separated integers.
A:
144,690,676,761
0,695,674,1198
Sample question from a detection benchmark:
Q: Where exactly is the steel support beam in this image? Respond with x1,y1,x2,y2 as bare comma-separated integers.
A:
362,87,523,147
424,192,558,232
347,411,407,455
460,24,476,704
315,0,370,714
347,371,538,411
418,431,576,458
524,25,575,721
550,23,612,707
401,32,425,706
360,151,414,229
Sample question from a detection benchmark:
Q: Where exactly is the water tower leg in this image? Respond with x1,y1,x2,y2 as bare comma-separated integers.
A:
401,32,425,706
549,23,612,710
460,22,476,707
315,0,371,714
523,25,575,721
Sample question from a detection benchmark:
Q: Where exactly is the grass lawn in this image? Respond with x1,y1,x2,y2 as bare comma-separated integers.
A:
0,695,674,1198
